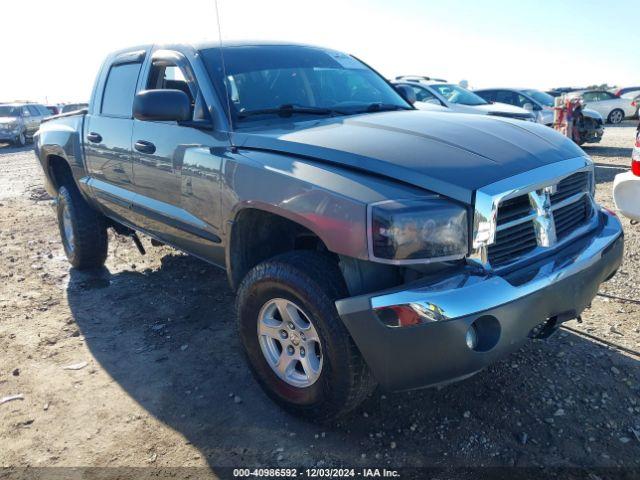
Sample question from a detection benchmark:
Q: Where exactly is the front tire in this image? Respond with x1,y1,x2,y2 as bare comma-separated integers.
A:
56,185,108,269
608,109,625,124
236,251,376,422
13,131,26,147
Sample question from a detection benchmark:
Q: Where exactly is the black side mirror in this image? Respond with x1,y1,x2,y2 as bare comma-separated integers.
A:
395,85,416,105
133,89,191,122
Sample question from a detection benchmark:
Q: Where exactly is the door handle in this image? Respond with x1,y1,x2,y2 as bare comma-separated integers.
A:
134,140,156,154
87,132,102,143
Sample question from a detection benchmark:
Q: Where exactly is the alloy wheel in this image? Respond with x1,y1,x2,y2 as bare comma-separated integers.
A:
61,203,75,253
257,298,323,388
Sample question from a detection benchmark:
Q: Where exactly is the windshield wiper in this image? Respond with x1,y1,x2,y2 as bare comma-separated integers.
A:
237,104,346,119
359,103,412,113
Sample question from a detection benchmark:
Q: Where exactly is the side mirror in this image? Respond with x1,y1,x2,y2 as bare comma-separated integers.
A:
133,89,191,122
522,102,535,112
395,85,416,105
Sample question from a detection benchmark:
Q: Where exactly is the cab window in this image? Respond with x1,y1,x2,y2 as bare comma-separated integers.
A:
410,86,441,104
27,105,40,116
146,62,209,122
102,62,143,117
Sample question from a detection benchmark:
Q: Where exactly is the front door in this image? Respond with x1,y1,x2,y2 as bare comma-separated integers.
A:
131,51,224,263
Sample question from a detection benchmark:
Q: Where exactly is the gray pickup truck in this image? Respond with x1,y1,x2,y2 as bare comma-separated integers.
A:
35,42,624,422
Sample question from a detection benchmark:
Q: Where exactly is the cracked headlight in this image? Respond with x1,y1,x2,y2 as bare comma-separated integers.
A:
368,197,469,263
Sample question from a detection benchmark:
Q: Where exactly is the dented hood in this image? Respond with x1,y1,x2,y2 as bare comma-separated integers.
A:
232,110,586,204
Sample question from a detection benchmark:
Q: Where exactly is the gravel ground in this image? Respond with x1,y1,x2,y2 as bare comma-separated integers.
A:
0,123,639,477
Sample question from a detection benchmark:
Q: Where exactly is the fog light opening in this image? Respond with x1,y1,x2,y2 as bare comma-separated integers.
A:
467,315,501,352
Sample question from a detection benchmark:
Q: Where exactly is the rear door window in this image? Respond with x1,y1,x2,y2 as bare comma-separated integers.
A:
101,62,143,117
27,105,40,116
495,90,517,105
477,90,496,102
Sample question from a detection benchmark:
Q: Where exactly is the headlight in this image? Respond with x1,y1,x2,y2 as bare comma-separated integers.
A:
368,197,469,263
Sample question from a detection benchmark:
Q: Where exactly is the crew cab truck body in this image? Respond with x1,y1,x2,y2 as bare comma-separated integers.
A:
35,42,624,421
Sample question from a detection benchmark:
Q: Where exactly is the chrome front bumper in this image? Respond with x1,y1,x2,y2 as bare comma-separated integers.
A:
336,209,623,390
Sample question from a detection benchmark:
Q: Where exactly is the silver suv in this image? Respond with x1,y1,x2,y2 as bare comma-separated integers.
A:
0,103,50,147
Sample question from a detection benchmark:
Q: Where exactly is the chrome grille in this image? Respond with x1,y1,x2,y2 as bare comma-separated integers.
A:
551,171,590,204
487,171,594,267
554,195,592,240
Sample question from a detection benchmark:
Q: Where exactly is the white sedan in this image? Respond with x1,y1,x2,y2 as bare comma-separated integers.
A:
394,79,535,121
570,90,636,124
613,126,640,221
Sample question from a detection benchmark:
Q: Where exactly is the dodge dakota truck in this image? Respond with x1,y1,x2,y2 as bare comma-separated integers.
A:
35,42,624,422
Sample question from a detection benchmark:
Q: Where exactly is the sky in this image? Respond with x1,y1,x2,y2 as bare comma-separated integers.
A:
1,0,638,103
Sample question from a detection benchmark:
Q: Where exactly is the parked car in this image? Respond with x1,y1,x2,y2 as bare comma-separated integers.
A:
474,88,605,144
46,105,61,115
546,87,584,98
0,102,50,146
613,124,640,221
60,103,89,114
613,86,640,97
567,90,636,124
615,89,640,118
394,78,535,121
35,42,623,421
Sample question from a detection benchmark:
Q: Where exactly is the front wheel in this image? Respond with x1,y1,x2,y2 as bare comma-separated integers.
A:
236,251,376,422
608,109,625,124
13,131,26,147
56,185,108,269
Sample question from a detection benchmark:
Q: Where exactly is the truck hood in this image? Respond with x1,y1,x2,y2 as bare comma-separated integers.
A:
0,116,20,125
232,110,585,204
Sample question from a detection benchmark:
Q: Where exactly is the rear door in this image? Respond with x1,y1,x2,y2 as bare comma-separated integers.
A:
84,50,146,223
581,91,608,117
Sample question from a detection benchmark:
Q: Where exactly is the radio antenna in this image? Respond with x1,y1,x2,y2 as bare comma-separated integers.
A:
215,0,234,138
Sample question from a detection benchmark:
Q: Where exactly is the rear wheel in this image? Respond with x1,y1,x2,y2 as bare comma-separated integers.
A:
236,251,376,422
608,109,624,124
56,185,108,269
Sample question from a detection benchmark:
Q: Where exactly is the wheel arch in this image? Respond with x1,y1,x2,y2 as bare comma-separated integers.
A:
225,204,336,291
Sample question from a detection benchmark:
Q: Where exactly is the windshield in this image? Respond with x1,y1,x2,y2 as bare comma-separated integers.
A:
0,106,20,117
522,89,554,107
429,84,487,106
200,45,410,123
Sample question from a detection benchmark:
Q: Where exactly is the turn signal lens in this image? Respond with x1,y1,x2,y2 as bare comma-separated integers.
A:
374,302,447,327
632,133,640,176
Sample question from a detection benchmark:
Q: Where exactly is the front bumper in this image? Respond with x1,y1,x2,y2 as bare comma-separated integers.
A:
613,171,640,221
0,130,18,142
336,210,623,391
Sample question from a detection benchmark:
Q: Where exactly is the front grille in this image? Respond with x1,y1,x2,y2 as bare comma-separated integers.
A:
487,170,593,267
554,195,592,240
551,171,590,204
488,221,537,265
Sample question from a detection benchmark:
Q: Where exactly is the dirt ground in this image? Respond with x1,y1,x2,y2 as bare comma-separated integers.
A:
0,122,639,477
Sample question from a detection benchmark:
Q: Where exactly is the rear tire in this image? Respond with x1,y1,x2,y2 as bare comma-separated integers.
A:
607,109,624,124
236,251,376,422
56,185,108,269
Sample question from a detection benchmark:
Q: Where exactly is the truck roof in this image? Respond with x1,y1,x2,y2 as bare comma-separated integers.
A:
109,40,331,56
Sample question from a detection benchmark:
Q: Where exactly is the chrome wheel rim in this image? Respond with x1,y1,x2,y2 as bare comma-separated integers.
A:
610,110,623,124
257,298,323,388
61,204,75,253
